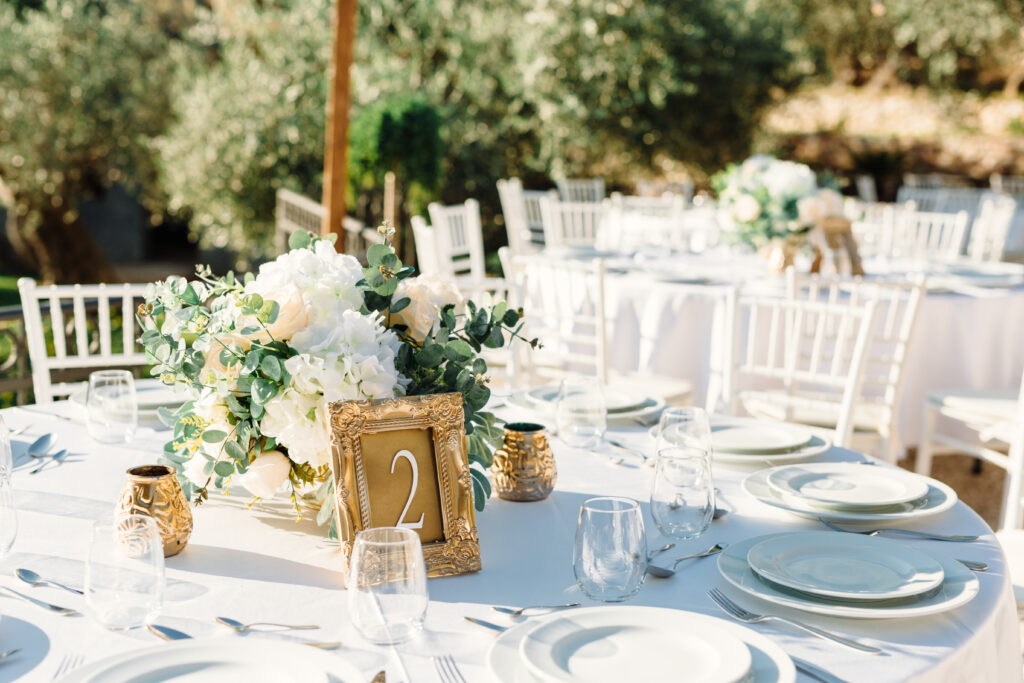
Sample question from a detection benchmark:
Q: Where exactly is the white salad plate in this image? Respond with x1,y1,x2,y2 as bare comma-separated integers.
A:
746,531,945,601
650,418,832,465
524,385,651,414
59,639,364,683
511,387,666,423
710,421,813,455
742,467,958,523
487,606,795,683
719,533,978,619
519,606,752,683
766,462,930,509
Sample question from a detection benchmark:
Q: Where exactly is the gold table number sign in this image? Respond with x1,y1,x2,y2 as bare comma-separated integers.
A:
328,393,481,581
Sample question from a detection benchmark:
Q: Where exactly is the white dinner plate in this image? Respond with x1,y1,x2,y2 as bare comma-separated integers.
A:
742,466,958,523
59,639,364,683
719,533,978,619
525,385,652,414
710,422,812,455
746,531,945,601
650,418,832,466
519,606,752,683
487,606,795,683
766,463,930,509
510,389,666,424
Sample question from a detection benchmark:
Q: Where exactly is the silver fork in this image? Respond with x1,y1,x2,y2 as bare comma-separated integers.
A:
818,517,979,542
706,589,881,654
433,654,467,683
51,653,85,680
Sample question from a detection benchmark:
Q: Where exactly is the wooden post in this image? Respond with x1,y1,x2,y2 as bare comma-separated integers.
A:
321,0,358,246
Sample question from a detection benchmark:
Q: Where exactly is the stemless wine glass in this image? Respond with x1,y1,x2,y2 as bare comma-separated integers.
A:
87,370,138,443
573,497,647,602
651,407,715,539
555,376,607,449
0,414,11,478
348,527,428,644
86,514,164,630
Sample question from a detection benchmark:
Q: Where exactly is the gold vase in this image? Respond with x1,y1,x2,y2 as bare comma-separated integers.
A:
491,422,556,502
116,465,192,557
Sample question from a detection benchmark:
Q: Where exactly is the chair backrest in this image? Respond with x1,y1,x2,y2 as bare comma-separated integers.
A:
719,290,878,448
275,188,324,254
539,196,609,249
510,255,607,386
855,175,878,203
967,193,1017,262
411,215,440,276
602,194,717,252
991,173,1024,196
426,199,487,280
496,178,538,255
847,200,914,258
893,209,970,260
18,278,151,403
786,269,925,455
555,178,606,203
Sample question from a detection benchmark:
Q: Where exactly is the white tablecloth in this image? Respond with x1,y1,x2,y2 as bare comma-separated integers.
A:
0,402,1020,682
602,261,1024,447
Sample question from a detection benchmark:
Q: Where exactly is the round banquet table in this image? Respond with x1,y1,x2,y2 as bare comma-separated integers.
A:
0,400,1020,683
601,257,1024,450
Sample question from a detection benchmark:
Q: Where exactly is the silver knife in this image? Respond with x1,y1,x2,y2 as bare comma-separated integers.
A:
791,656,848,683
148,623,192,641
464,616,509,633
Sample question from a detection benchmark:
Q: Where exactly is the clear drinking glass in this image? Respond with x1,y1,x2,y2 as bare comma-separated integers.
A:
573,497,647,602
86,370,138,443
651,407,715,539
348,527,428,644
556,376,607,449
85,514,164,630
0,415,16,559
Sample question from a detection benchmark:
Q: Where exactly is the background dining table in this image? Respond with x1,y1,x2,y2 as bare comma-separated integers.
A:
0,398,1020,682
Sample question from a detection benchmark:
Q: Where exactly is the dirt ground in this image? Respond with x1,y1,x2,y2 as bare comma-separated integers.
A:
899,449,1005,529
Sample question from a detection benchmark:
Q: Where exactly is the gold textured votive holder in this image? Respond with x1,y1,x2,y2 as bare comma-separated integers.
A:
492,422,556,502
116,465,193,557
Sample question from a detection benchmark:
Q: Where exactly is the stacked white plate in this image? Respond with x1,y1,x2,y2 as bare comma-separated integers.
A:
487,605,795,683
59,640,364,682
509,385,666,424
742,462,958,523
718,532,979,619
651,417,832,465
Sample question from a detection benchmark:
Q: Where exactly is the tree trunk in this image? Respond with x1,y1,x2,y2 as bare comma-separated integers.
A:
864,52,900,93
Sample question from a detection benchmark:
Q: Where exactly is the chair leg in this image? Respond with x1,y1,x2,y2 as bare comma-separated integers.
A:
915,403,938,476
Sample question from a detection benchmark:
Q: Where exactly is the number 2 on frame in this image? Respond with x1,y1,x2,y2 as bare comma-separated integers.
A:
391,449,424,529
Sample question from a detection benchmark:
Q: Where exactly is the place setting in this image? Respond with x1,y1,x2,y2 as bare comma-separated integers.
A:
649,416,832,467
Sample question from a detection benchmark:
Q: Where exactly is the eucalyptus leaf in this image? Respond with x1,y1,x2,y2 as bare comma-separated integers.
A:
288,230,312,250
224,440,247,462
214,460,235,477
202,429,227,443
260,355,282,381
251,378,278,405
366,243,392,266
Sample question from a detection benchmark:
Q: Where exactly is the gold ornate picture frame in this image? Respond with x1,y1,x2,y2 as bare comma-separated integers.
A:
328,393,481,581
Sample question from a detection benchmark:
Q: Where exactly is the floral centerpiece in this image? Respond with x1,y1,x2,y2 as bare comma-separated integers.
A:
138,227,532,538
713,155,845,271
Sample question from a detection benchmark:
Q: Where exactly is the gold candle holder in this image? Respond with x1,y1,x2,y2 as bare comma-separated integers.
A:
491,422,556,502
116,465,193,557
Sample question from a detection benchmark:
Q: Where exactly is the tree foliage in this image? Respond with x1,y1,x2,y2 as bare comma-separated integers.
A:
0,0,175,282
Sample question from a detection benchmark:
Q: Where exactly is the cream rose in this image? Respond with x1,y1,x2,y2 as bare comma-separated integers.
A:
183,454,210,486
733,194,762,223
242,282,311,343
241,450,291,499
391,275,464,343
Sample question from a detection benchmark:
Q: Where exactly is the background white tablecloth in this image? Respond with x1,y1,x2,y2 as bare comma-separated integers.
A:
0,402,1020,682
603,267,1024,448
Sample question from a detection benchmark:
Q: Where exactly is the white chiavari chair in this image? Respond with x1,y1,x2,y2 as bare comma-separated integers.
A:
19,279,152,403
538,196,609,250
917,367,1024,531
991,173,1024,196
893,209,970,260
411,215,440,275
737,270,924,462
855,175,878,203
714,290,878,449
511,255,692,402
497,178,545,254
555,178,606,203
967,193,1017,263
845,199,914,259
903,173,970,189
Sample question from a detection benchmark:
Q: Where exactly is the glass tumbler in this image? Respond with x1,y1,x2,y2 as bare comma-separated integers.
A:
87,370,138,443
651,407,715,539
555,376,607,449
573,497,647,602
86,514,165,630
348,527,428,644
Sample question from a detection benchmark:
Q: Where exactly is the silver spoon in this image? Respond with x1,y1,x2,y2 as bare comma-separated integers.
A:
0,648,21,662
16,568,83,595
491,602,581,619
647,542,675,560
647,543,728,578
30,450,69,475
216,616,319,633
0,586,79,615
